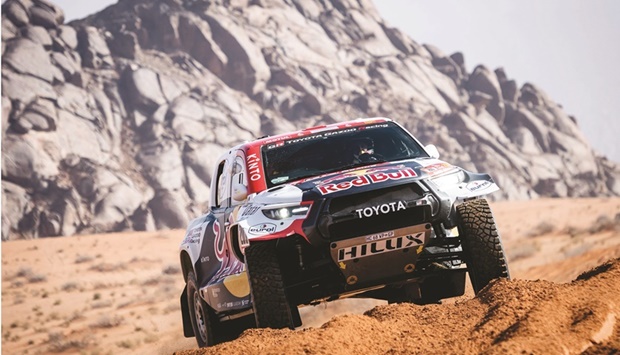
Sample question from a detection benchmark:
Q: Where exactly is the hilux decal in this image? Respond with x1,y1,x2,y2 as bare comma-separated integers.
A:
337,232,425,261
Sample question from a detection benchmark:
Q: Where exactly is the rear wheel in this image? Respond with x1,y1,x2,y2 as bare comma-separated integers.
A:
457,199,510,294
187,271,217,347
245,241,296,329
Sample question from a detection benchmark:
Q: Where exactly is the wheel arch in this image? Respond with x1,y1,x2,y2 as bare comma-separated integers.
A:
180,250,194,283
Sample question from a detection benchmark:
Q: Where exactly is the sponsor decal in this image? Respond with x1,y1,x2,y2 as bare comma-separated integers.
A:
466,180,492,192
337,233,424,261
241,204,261,217
271,176,289,184
213,220,226,262
364,231,395,243
421,162,453,176
182,227,201,244
200,256,210,263
247,154,262,182
266,125,389,150
355,201,406,218
248,223,277,235
317,168,417,195
264,135,291,145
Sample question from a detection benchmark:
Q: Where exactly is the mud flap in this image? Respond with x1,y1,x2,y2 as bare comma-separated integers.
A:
180,286,195,337
291,302,302,328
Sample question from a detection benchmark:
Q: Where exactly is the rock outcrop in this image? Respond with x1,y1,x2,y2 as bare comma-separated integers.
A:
2,0,619,240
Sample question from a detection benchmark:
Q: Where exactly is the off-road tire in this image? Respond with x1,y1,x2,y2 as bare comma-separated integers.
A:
187,271,217,347
245,241,296,329
457,199,510,294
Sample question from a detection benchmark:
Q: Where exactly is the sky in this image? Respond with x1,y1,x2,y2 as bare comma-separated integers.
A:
54,0,619,163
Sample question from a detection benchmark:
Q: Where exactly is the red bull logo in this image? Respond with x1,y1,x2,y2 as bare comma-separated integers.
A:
317,168,417,195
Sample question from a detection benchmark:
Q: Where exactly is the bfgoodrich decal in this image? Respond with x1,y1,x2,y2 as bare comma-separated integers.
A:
248,223,277,235
466,180,492,192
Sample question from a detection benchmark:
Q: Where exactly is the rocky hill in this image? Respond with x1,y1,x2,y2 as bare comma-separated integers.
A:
2,0,619,240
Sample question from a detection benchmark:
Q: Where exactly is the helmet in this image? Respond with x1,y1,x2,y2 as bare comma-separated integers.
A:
354,137,374,155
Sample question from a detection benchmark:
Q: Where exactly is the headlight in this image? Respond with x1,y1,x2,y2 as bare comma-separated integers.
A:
431,169,466,187
262,205,310,220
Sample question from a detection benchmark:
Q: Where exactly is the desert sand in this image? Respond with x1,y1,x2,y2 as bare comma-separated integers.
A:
2,197,620,354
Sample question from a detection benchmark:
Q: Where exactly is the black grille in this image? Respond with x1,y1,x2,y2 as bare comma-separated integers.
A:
321,183,431,241
329,183,424,213
328,205,430,240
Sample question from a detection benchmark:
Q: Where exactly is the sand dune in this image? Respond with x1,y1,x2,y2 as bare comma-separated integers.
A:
2,197,619,354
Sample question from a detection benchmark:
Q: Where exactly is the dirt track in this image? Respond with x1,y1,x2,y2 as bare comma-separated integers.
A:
2,198,620,354
175,259,620,355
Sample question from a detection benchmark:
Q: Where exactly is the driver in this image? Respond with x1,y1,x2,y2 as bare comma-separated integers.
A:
351,137,377,163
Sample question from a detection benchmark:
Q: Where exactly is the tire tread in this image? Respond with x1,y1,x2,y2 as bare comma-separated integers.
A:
457,199,510,293
245,242,294,329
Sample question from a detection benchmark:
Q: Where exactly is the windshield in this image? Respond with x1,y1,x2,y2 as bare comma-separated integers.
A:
262,122,428,187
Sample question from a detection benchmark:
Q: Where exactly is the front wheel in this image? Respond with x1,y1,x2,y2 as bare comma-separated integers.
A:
245,241,296,329
457,199,510,294
187,271,217,347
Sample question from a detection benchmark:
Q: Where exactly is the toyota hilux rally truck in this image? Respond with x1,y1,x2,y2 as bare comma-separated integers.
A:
179,117,510,346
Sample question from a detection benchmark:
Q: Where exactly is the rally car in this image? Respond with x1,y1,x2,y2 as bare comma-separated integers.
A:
179,117,510,346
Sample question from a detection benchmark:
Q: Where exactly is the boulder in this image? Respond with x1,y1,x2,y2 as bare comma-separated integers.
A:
23,26,52,48
108,30,140,59
148,190,189,229
159,75,188,103
1,135,58,184
500,80,519,103
2,71,56,103
51,51,81,81
31,0,64,26
92,182,145,231
54,110,111,164
3,38,54,82
1,181,31,240
466,65,505,123
123,67,167,112
178,13,228,77
4,1,30,27
58,25,78,49
77,26,112,68
29,6,59,29
169,96,204,121
504,107,551,153
206,12,270,94
172,115,209,142
138,139,184,191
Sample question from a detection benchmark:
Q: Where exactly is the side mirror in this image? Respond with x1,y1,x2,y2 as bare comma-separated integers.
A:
231,173,248,202
425,144,440,159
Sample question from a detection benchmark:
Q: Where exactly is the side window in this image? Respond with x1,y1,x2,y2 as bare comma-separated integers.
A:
230,155,248,205
214,160,230,208
232,156,244,176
